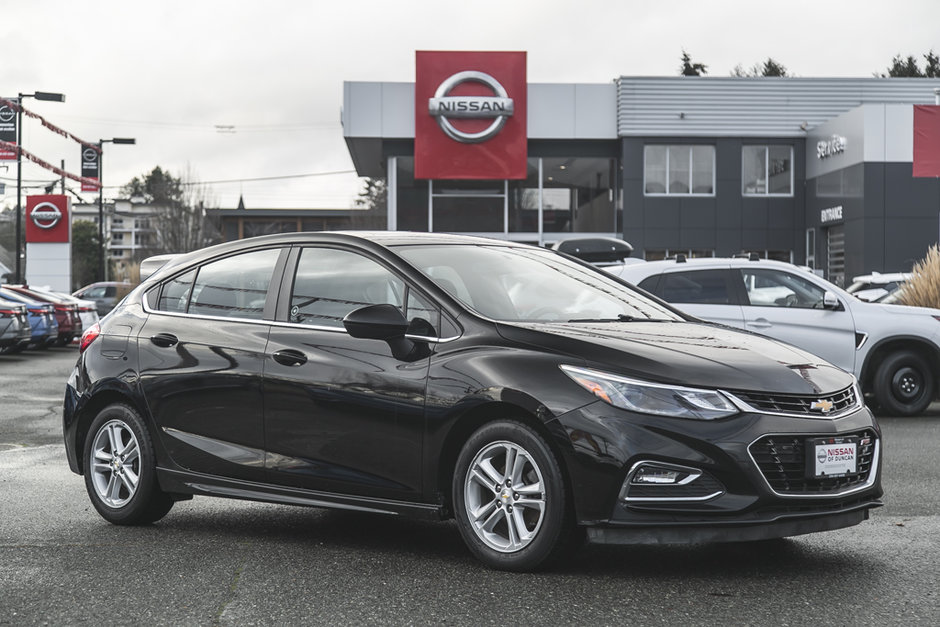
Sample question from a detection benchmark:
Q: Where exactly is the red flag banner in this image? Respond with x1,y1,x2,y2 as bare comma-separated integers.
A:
0,97,100,154
913,105,940,178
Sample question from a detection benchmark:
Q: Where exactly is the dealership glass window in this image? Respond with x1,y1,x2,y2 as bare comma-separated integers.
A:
395,155,621,240
743,146,793,196
644,145,715,195
541,157,618,233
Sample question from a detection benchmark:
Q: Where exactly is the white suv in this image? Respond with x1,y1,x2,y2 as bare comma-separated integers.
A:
611,256,940,416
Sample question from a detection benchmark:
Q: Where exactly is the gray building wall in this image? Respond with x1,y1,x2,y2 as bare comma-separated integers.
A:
623,137,805,259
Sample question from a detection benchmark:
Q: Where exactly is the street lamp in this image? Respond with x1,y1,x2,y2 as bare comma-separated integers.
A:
14,90,65,283
97,137,136,281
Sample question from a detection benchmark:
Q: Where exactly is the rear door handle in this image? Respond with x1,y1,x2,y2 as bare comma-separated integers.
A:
273,349,307,367
150,333,179,348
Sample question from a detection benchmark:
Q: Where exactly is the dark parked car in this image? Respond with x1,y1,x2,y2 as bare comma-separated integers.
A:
3,284,82,346
73,281,135,316
0,287,58,349
0,298,31,353
64,233,883,571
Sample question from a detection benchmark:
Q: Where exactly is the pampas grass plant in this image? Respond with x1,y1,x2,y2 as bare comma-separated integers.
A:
897,244,940,309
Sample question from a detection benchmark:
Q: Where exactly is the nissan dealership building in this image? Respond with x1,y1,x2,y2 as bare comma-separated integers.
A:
342,51,940,286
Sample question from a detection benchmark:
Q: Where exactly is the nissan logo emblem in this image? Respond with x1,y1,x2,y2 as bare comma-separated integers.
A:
83,147,98,162
0,105,14,123
31,202,63,230
428,70,514,143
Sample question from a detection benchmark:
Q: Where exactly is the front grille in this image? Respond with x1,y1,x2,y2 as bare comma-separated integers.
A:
732,385,858,417
749,430,877,495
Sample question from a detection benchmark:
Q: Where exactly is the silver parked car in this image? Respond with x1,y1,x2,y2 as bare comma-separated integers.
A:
612,256,940,416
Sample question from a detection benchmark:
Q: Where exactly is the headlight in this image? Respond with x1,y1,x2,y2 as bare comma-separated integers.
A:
560,365,738,420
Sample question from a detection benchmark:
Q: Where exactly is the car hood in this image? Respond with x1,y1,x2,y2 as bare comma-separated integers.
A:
496,320,854,395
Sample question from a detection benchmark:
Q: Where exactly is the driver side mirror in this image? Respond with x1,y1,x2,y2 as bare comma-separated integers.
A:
823,291,842,310
343,304,408,340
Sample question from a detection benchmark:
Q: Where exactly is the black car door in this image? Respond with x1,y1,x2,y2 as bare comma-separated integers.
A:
263,246,433,501
137,247,284,482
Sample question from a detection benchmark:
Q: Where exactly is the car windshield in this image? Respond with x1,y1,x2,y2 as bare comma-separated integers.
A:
397,244,683,323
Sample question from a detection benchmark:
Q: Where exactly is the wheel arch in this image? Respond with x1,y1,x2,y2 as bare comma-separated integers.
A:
434,400,575,520
71,388,150,475
860,336,940,400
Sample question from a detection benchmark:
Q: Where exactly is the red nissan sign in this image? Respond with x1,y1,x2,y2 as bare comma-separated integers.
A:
26,195,71,243
415,51,527,180
913,105,940,177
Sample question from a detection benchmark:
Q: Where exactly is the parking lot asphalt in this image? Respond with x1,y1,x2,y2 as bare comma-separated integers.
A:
1,348,939,625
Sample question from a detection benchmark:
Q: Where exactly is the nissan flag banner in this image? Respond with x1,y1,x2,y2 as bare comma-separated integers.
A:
81,145,100,192
0,99,16,160
913,105,940,177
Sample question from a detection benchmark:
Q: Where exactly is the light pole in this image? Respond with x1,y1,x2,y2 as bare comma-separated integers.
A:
97,137,135,281
15,91,65,283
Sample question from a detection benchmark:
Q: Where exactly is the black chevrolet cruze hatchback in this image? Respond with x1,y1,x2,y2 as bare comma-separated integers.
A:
64,232,883,571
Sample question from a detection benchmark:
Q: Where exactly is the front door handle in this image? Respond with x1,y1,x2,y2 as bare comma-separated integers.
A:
746,319,772,329
150,333,179,348
273,349,307,367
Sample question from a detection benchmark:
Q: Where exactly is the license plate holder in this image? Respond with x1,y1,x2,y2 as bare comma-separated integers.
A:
806,436,858,479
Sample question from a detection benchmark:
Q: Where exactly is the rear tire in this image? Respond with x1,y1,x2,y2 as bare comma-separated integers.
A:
83,404,174,525
872,350,934,416
452,420,575,572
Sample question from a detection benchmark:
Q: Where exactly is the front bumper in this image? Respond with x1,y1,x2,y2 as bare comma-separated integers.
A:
557,401,883,543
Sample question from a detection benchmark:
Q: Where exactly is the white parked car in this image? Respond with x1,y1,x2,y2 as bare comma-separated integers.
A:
611,256,940,416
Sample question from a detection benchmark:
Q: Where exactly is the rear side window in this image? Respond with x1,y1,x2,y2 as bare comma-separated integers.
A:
289,248,405,328
189,249,281,319
657,270,734,304
155,249,281,319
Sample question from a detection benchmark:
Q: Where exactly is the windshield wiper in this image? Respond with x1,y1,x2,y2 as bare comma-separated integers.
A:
567,314,652,323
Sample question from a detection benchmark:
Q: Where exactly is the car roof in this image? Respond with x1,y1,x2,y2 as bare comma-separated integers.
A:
618,256,804,277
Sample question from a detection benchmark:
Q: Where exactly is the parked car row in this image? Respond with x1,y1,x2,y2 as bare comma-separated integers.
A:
0,284,98,354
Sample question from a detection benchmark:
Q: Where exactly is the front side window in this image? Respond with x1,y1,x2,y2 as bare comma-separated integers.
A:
289,248,405,328
740,268,825,309
742,145,793,196
644,145,715,195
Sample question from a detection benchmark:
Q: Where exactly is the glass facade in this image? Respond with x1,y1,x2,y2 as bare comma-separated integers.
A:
393,156,620,244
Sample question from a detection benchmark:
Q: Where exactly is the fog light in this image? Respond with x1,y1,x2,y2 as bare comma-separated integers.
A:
633,466,685,484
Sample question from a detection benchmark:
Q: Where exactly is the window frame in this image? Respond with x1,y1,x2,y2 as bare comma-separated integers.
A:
741,145,794,197
643,145,716,197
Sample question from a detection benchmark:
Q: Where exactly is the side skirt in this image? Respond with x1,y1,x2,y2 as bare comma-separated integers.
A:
156,467,444,521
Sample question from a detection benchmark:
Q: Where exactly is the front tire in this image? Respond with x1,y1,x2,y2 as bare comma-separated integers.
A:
83,404,174,525
872,350,934,416
452,420,573,571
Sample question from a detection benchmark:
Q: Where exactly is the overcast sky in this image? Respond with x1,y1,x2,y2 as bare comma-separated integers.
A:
2,0,938,210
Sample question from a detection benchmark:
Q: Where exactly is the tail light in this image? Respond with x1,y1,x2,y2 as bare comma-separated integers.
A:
0,307,18,316
28,307,46,315
79,322,101,354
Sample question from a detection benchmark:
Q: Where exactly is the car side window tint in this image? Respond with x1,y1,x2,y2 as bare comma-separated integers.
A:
188,249,281,319
406,289,440,337
158,270,196,313
290,248,405,328
740,269,827,309
658,270,732,304
637,276,659,294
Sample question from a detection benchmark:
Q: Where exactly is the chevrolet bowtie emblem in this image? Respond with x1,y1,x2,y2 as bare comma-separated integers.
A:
810,400,834,413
